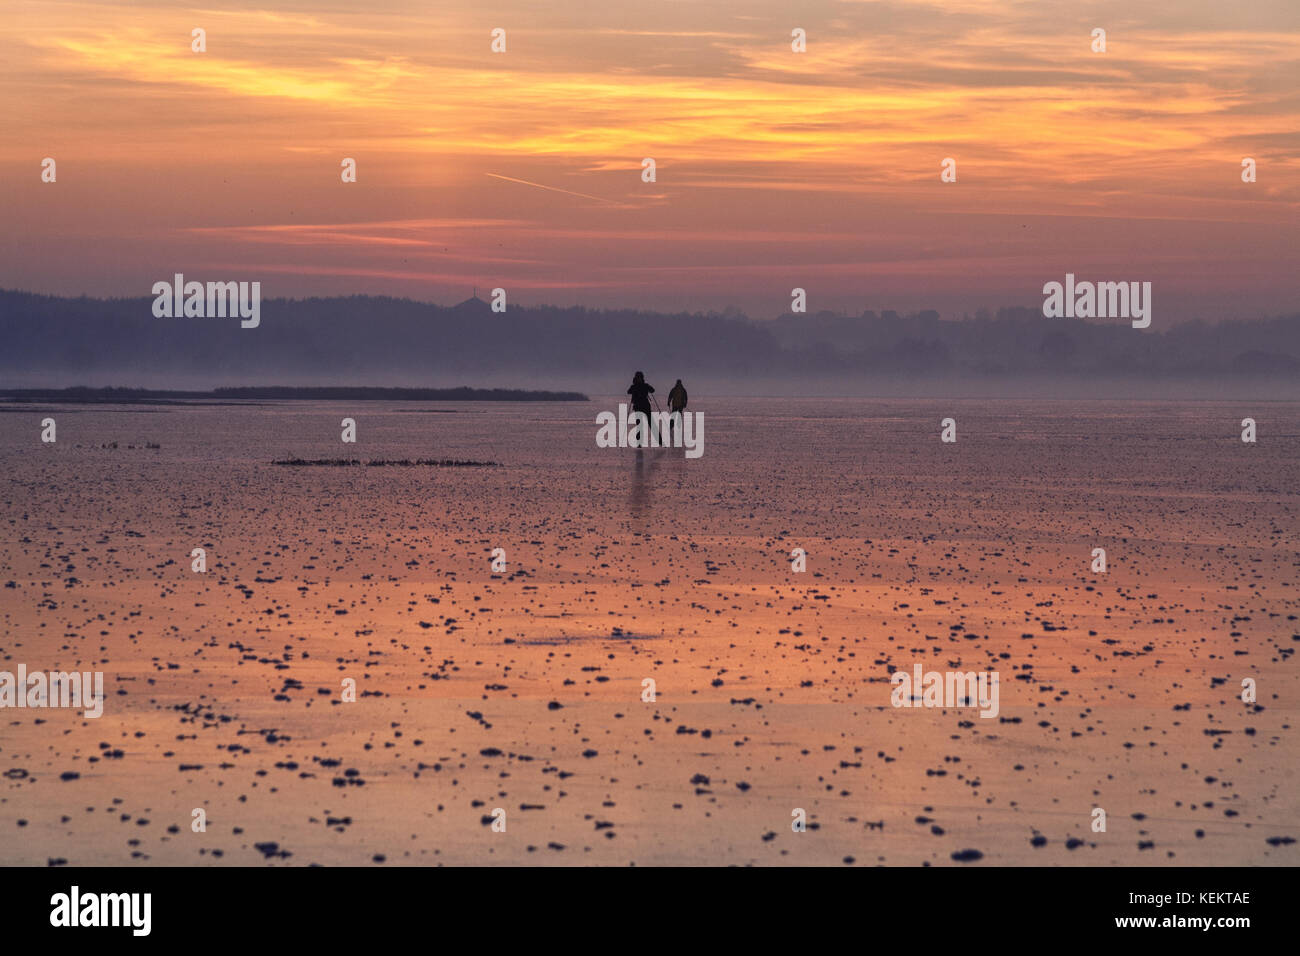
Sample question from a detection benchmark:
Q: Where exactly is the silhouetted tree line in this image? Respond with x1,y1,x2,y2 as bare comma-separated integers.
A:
2,291,1296,380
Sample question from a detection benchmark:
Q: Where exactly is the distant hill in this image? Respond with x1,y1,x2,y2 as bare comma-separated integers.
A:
2,290,1297,390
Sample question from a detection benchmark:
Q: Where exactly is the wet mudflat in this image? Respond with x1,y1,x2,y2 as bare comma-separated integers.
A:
0,398,1296,865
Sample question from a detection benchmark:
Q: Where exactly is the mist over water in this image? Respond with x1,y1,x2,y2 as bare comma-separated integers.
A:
4,291,1298,401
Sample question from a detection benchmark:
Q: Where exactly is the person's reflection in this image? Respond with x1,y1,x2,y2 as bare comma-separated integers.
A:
629,447,661,516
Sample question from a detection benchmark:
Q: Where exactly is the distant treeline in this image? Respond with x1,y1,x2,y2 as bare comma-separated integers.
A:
1,290,1297,380
0,385,588,403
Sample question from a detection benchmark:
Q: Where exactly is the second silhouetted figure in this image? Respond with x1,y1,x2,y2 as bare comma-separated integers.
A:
667,379,687,442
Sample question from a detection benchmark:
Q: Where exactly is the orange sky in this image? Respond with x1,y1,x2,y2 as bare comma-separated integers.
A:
2,0,1297,319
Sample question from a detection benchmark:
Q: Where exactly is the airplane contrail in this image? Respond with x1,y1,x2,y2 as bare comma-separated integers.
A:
485,172,622,206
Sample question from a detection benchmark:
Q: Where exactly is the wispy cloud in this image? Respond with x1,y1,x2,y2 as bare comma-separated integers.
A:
3,0,1295,316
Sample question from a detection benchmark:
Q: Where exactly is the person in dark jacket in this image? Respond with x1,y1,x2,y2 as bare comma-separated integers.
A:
666,379,687,442
627,371,655,446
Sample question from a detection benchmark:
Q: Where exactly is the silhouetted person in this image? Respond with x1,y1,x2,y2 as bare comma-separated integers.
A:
627,371,655,447
667,379,687,442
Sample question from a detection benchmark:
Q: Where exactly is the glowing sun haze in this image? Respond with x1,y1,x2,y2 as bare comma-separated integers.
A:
2,0,1297,319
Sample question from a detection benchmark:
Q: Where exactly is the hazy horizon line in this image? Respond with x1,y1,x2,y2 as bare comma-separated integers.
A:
2,286,1294,327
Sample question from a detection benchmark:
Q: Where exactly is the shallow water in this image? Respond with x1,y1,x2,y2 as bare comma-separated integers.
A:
1,398,1296,865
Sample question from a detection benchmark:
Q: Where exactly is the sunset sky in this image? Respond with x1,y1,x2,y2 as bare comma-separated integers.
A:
2,0,1296,319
